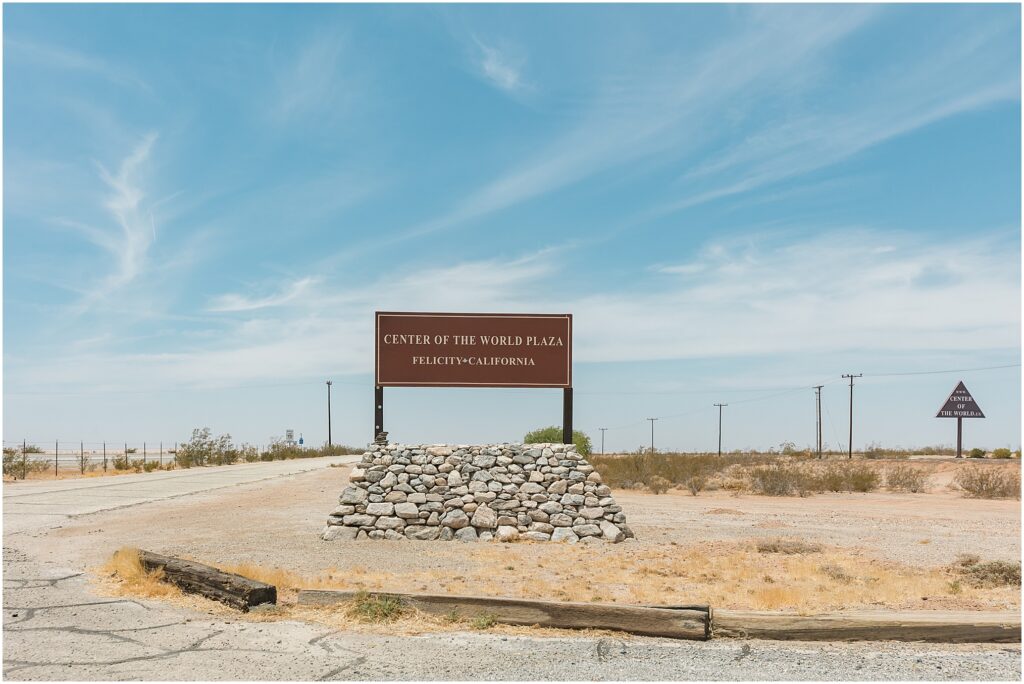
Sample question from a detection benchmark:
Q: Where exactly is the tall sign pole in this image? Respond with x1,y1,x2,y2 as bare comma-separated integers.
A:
647,418,657,454
326,380,333,447
813,385,824,458
599,427,607,455
713,403,727,457
936,381,984,458
841,374,862,459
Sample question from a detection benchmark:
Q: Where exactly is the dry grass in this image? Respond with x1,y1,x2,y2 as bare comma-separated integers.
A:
99,547,182,599
955,466,1021,499
201,542,1020,614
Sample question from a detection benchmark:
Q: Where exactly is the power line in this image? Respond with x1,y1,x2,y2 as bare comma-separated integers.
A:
865,363,1020,378
842,373,863,459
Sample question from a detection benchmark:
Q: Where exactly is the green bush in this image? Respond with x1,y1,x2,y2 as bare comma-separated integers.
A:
176,428,235,468
992,448,1013,459
968,448,986,459
524,426,592,457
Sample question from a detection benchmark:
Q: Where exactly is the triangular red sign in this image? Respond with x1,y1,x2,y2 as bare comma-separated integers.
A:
936,381,985,418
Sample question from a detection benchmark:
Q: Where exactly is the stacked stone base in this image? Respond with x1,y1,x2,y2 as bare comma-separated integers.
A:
322,443,633,543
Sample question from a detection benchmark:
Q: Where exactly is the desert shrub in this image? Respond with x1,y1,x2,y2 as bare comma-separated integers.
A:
590,451,775,492
886,464,930,493
818,563,854,583
3,445,48,476
647,475,672,495
968,448,986,459
470,613,497,630
346,591,408,623
524,426,592,457
748,464,814,496
685,475,707,496
176,428,234,468
992,448,1013,459
845,463,880,492
955,467,1021,499
142,461,159,473
952,558,1021,588
756,538,822,554
818,465,847,492
112,455,131,470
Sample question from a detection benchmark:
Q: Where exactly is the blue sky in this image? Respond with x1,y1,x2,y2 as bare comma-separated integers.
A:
3,3,1021,452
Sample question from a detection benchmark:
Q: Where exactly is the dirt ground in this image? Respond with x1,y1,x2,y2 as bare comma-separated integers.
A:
39,459,1019,615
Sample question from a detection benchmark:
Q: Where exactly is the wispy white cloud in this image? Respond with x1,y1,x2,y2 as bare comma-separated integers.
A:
5,38,151,92
88,133,160,299
393,6,878,244
10,228,1018,394
208,277,319,312
268,31,348,123
472,35,528,93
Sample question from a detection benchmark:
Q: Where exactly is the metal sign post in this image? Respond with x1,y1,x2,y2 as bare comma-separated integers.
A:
936,381,985,458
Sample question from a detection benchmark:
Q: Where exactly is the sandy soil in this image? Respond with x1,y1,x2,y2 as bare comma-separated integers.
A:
37,460,1018,613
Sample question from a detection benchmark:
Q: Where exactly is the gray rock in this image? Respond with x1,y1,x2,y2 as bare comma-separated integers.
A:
529,522,555,534
539,501,563,515
342,513,376,527
454,526,479,542
384,491,407,503
523,531,552,542
560,493,585,506
551,528,579,543
447,470,463,487
339,486,368,505
572,523,602,537
549,513,574,527
365,502,394,516
547,480,567,495
495,525,520,542
331,504,355,516
321,525,358,541
470,504,497,529
394,502,420,519
599,521,626,543
579,506,605,520
405,526,440,541
441,509,470,529
375,516,405,530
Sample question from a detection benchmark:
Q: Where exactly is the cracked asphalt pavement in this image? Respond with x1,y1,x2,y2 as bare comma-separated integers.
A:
4,457,1021,680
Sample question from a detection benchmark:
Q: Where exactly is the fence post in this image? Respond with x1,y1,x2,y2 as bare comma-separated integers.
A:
143,442,146,466
159,442,163,466
124,442,128,470
80,441,84,474
22,438,27,480
103,442,107,472
55,440,59,478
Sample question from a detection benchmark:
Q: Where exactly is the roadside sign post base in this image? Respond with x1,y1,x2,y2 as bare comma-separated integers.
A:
956,417,962,459
562,388,573,445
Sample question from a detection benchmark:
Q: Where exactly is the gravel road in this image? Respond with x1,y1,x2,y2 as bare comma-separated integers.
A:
3,457,1020,680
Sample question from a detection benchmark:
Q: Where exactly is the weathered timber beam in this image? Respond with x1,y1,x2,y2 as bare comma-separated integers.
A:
137,550,276,611
297,589,710,640
713,610,1021,643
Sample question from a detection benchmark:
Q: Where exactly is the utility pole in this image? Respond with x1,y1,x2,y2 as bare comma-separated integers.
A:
813,386,824,458
647,418,658,454
326,380,333,447
713,404,728,457
842,374,862,459
599,428,607,455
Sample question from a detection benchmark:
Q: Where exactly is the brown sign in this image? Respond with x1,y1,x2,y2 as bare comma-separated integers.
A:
375,312,572,388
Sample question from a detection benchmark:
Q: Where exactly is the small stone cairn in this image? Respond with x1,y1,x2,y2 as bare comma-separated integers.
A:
322,443,634,543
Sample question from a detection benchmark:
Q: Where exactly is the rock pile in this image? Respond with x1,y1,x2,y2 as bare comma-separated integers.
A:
322,443,633,543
